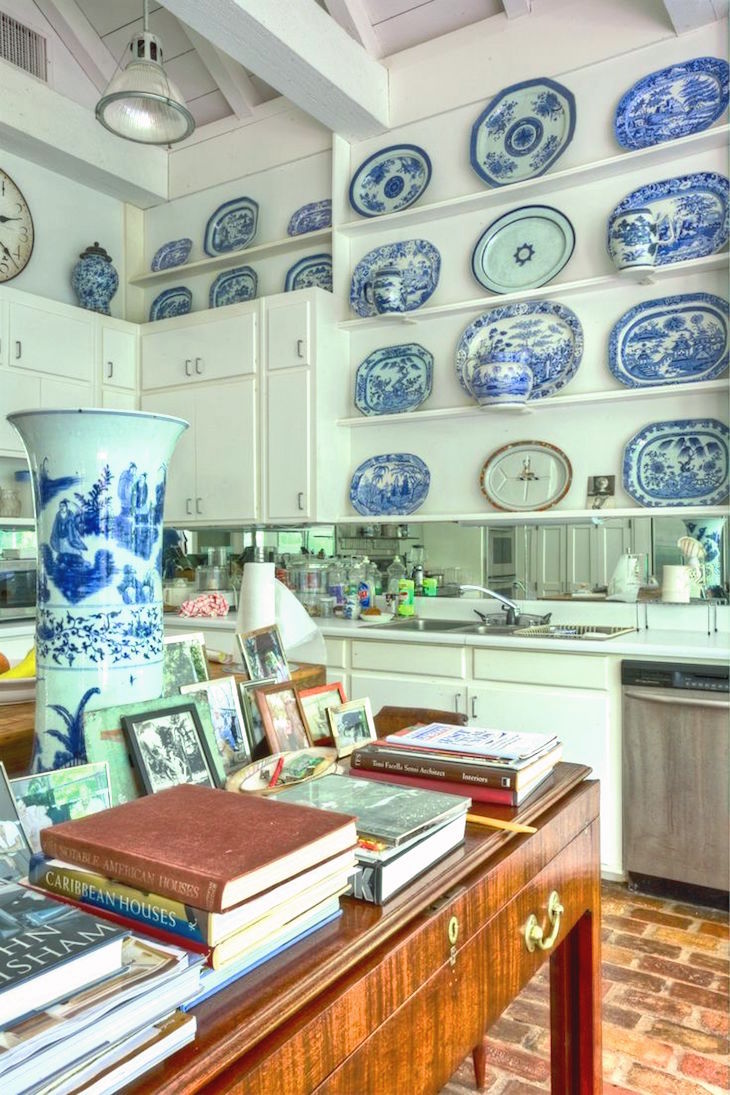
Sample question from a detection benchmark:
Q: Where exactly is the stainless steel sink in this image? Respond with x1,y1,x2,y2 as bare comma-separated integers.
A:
367,617,470,632
454,623,522,635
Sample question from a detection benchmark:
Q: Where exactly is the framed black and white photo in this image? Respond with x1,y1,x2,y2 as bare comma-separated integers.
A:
121,702,220,795
327,698,377,759
586,475,615,510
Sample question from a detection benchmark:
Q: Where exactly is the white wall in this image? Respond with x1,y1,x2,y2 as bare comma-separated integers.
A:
0,1,99,108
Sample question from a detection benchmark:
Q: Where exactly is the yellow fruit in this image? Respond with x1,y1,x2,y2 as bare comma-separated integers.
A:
0,647,35,680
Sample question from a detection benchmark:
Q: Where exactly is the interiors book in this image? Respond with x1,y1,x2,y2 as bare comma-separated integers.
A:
40,784,357,913
351,740,562,792
384,725,558,762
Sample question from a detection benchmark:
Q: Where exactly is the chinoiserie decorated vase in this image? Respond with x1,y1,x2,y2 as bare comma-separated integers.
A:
7,408,187,771
607,208,658,272
466,350,533,409
71,242,119,315
683,517,725,595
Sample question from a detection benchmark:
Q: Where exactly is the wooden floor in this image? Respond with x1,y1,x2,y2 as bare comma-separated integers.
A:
442,881,730,1095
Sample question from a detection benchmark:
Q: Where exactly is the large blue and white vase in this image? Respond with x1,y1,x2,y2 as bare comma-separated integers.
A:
682,518,725,595
7,408,187,772
71,242,119,315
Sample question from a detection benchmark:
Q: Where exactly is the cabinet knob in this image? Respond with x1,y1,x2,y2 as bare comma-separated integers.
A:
296,338,304,359
195,357,203,375
185,359,192,377
297,491,304,511
106,361,114,380
15,340,21,360
524,891,564,953
196,497,203,514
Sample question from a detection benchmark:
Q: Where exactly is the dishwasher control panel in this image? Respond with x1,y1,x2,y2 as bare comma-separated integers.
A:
622,660,729,692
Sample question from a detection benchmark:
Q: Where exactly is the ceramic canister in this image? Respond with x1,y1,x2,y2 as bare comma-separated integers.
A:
71,242,119,315
607,208,658,272
371,266,406,314
661,565,691,603
468,352,534,410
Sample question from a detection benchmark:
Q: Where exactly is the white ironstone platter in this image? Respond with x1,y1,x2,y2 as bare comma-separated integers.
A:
350,239,441,317
349,145,432,217
355,344,433,416
623,418,729,506
472,204,575,294
614,57,729,150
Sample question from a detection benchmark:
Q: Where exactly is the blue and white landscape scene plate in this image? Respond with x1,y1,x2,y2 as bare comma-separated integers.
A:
350,453,431,516
287,200,332,236
456,301,583,401
284,253,333,292
614,57,729,150
349,145,432,217
149,286,192,321
623,418,729,506
209,266,258,308
470,77,576,187
355,344,434,416
350,239,441,318
609,292,729,387
151,237,192,271
472,205,575,294
607,173,728,265
203,196,259,256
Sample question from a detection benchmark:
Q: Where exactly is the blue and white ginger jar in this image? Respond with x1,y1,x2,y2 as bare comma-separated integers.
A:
71,242,119,315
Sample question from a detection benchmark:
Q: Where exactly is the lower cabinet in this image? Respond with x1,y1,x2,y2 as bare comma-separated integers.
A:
350,672,467,718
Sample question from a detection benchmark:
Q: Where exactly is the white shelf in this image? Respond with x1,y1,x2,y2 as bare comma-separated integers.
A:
128,229,332,289
338,254,728,331
337,379,730,427
0,517,34,527
336,126,730,238
335,506,729,525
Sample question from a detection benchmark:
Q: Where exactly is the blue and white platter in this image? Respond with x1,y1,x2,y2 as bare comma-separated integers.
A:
284,253,333,292
149,286,192,322
209,266,257,308
151,237,192,271
623,418,729,506
203,197,259,256
349,144,432,218
614,57,729,150
350,239,441,318
609,292,729,387
287,200,332,236
349,453,430,516
607,172,729,265
470,77,576,187
456,301,583,401
472,205,575,294
355,344,433,416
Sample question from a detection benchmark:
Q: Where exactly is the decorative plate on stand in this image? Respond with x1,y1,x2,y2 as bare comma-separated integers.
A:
287,200,332,236
614,57,729,149
149,286,192,321
284,253,333,292
350,239,441,317
622,418,729,506
355,344,433,415
471,205,575,293
349,144,432,217
203,197,259,256
349,453,430,516
151,238,192,271
479,440,572,511
209,266,258,308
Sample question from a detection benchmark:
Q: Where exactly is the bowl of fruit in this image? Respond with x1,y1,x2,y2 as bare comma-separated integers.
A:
0,646,35,704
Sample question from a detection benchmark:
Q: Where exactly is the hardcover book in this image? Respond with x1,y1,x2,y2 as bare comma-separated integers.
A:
40,784,357,913
350,764,554,806
352,814,466,904
384,724,558,762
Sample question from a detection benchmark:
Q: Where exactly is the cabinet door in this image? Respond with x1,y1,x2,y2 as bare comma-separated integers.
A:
101,388,137,410
40,377,94,410
101,325,136,389
265,368,311,520
535,525,566,596
0,368,40,454
350,672,467,718
195,378,258,522
10,301,93,382
140,389,196,524
266,298,311,370
141,311,257,390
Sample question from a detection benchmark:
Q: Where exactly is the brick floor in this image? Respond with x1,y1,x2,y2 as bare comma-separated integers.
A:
440,882,730,1095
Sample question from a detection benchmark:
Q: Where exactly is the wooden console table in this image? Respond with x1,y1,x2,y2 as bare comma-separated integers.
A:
129,763,601,1094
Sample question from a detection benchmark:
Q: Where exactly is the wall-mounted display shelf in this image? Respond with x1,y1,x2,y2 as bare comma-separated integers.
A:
336,507,729,526
337,126,729,238
338,254,728,331
0,518,34,529
129,228,332,289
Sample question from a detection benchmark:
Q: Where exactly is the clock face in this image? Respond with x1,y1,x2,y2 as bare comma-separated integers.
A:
480,441,573,512
0,170,34,283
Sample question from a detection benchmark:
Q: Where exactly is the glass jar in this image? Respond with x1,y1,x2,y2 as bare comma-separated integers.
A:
301,560,326,593
317,594,336,618
327,560,346,605
386,555,406,593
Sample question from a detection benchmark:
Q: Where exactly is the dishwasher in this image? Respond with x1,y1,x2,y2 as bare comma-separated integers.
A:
622,660,729,905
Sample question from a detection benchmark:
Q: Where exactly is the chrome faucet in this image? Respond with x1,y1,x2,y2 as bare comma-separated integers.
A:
459,584,520,626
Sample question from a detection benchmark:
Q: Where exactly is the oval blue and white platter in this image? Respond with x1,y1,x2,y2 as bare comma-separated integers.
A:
349,145,432,217
287,200,332,236
149,286,192,322
607,172,729,265
349,453,431,516
209,266,258,308
614,57,729,150
284,253,332,292
470,77,576,187
203,196,259,256
472,205,575,294
609,292,729,387
355,344,434,416
623,417,729,506
350,239,441,317
456,301,583,401
151,237,192,271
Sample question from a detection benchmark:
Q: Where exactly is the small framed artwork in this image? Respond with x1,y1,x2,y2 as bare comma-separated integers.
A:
162,633,209,695
11,761,111,854
255,682,311,754
586,475,615,510
237,625,290,684
327,698,377,758
181,678,251,775
299,682,347,746
121,702,221,795
0,762,32,881
238,677,276,759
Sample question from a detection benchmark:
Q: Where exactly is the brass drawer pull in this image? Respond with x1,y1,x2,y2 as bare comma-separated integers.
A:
524,890,564,953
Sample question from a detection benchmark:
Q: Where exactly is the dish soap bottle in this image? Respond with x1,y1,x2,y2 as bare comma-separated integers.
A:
387,555,406,593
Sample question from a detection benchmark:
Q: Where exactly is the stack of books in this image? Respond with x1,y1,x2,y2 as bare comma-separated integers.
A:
349,724,562,806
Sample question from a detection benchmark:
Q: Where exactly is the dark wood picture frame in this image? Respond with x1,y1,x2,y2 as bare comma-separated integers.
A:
254,682,311,755
121,701,221,795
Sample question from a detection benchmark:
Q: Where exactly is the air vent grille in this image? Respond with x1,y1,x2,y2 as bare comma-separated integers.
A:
0,11,47,81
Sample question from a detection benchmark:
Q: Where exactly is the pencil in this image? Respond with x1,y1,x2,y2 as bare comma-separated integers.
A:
267,756,285,788
466,813,537,834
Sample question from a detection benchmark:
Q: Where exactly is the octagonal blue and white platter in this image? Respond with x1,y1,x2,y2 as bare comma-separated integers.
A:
472,205,575,294
350,239,441,318
622,417,729,506
355,344,434,416
284,253,333,292
349,453,431,516
287,200,332,236
349,145,432,218
151,237,193,271
149,286,192,322
204,196,259,256
614,57,729,150
209,266,258,308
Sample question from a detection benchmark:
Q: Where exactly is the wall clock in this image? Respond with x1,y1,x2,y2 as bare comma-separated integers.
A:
0,169,34,283
479,440,572,512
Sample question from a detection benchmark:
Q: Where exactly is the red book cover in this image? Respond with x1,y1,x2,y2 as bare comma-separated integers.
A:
352,741,562,791
350,766,517,805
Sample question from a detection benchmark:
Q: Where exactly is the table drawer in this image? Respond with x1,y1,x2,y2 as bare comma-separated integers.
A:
352,641,465,679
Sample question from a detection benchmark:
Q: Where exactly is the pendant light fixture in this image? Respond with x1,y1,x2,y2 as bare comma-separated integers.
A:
95,1,194,145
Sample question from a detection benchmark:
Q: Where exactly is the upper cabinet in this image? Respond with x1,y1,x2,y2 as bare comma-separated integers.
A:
140,306,257,390
5,297,93,382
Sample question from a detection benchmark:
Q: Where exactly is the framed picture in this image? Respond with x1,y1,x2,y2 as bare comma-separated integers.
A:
586,475,615,510
238,677,276,760
255,682,311,754
162,633,209,696
121,702,220,795
327,698,377,758
11,762,111,854
236,625,290,684
299,682,347,746
181,678,250,775
0,762,32,882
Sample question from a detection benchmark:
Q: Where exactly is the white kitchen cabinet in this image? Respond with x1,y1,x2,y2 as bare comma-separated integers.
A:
141,307,257,390
266,296,311,369
100,320,137,390
0,368,39,455
350,673,467,719
265,368,310,519
8,299,94,383
101,388,137,410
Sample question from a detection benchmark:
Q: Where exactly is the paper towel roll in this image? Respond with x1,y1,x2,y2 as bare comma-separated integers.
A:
236,562,276,633
661,565,691,603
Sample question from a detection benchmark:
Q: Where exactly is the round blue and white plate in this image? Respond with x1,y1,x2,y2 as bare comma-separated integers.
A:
355,344,433,416
209,266,258,308
349,453,430,516
151,238,192,272
287,200,332,236
623,418,729,506
149,286,192,322
284,253,332,292
350,239,441,317
614,57,729,149
203,196,259,256
470,77,576,187
608,292,729,387
349,144,432,217
471,204,575,293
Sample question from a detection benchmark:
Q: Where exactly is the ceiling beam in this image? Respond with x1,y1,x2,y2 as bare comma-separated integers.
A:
182,25,262,117
31,0,117,92
661,0,729,32
159,0,389,139
501,0,532,16
322,0,383,59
